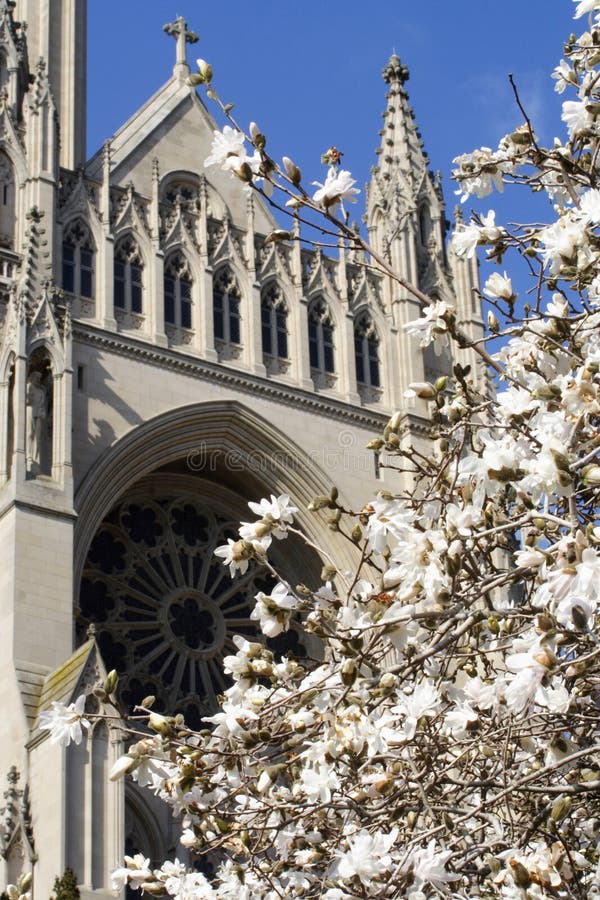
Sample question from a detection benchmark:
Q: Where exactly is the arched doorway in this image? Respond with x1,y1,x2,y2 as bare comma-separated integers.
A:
77,474,314,729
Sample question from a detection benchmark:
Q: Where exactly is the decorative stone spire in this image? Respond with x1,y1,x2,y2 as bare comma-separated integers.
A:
163,16,199,80
367,52,452,292
374,53,429,184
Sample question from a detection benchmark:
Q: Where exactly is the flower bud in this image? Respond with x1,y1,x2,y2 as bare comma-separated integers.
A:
407,381,436,399
387,411,403,433
264,229,293,244
234,162,254,183
250,122,266,150
308,495,333,511
406,811,418,829
550,795,572,823
341,659,357,685
366,438,385,451
379,672,396,690
282,156,302,186
139,883,167,896
509,860,531,888
196,59,213,83
187,73,205,87
351,524,362,542
532,649,558,669
487,310,499,333
571,604,589,631
583,465,600,485
104,669,118,695
149,712,171,735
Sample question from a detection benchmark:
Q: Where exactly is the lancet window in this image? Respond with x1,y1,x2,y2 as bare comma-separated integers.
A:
354,313,381,390
0,151,15,249
62,220,94,299
213,267,241,347
114,235,144,314
164,251,193,329
308,298,335,376
261,283,288,362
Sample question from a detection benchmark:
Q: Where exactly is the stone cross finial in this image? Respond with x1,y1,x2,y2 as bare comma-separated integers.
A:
163,16,199,75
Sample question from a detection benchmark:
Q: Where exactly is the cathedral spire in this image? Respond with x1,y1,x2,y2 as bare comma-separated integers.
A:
374,53,429,183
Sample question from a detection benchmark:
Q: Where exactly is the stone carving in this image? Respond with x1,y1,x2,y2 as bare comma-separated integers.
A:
25,370,49,475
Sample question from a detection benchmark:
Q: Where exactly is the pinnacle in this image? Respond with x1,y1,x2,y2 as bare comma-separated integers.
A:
382,54,409,86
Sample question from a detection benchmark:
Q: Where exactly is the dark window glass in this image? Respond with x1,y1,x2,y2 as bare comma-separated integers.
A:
181,280,192,329
261,304,272,355
276,309,287,359
229,297,240,345
62,244,75,293
114,260,125,309
323,323,334,373
355,335,365,384
369,338,380,387
131,264,143,314
80,249,93,298
308,319,318,369
164,276,175,324
213,291,224,339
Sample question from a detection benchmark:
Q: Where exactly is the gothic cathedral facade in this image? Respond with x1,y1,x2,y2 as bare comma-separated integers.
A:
0,2,482,896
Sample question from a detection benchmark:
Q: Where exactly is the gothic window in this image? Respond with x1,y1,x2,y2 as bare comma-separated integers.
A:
308,298,335,375
77,488,306,731
354,313,381,390
114,235,144,314
0,150,15,249
0,52,7,94
419,204,431,246
63,220,95,299
261,283,288,363
164,251,193,329
213,267,241,346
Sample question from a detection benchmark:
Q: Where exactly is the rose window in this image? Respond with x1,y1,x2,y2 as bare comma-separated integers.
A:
77,491,282,730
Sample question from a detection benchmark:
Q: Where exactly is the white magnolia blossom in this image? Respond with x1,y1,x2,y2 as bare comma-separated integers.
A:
484,270,514,300
311,167,360,210
403,299,456,354
573,0,600,17
451,209,504,258
204,125,247,172
38,693,90,746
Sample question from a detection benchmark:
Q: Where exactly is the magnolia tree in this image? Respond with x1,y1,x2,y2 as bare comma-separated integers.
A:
37,1,600,897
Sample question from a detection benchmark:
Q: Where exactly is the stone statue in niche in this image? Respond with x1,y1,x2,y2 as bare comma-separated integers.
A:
26,370,50,476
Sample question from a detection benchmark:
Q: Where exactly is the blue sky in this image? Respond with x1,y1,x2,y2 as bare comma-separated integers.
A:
88,1,575,282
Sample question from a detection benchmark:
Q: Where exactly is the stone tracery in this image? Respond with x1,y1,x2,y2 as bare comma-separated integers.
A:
77,485,277,729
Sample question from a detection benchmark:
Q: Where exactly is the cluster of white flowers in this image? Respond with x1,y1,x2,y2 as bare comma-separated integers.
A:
61,4,600,897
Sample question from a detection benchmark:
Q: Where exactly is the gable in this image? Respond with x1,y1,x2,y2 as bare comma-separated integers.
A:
87,79,277,234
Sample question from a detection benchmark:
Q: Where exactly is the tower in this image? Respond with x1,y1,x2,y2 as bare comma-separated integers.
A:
0,12,484,900
367,54,484,396
15,0,86,168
